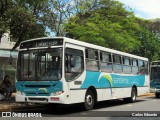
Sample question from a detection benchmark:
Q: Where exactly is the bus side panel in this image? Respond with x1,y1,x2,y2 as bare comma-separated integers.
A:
80,71,149,102
68,87,133,104
137,75,150,95
68,90,86,104
137,87,149,96
67,71,86,104
66,72,149,104
96,88,132,101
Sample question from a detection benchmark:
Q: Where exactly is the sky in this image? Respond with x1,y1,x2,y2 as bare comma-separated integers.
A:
117,0,160,19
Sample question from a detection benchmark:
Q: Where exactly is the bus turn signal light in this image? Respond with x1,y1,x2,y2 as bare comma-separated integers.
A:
50,97,59,101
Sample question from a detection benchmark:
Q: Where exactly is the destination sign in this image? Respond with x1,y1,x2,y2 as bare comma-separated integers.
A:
20,39,63,49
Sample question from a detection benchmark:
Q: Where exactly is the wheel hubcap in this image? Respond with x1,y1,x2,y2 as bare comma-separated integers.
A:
86,95,93,106
133,91,136,101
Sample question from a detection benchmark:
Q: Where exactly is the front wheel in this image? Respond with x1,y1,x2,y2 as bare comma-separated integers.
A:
84,90,95,111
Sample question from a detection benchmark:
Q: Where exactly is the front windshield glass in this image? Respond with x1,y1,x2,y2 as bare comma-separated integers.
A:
151,67,160,82
17,48,62,81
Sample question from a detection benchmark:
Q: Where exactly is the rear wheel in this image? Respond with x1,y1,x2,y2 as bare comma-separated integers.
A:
130,87,137,102
155,93,160,98
124,87,137,103
84,90,95,111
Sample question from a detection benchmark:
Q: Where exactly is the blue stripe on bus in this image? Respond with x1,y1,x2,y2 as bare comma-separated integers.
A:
80,71,145,89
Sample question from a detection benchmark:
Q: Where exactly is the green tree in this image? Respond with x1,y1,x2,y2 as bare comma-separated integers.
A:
0,0,12,39
42,0,98,37
0,0,48,50
65,0,141,51
10,0,48,50
131,26,160,61
65,0,160,60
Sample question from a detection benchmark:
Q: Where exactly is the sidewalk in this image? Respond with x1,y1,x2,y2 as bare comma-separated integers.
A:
0,93,43,112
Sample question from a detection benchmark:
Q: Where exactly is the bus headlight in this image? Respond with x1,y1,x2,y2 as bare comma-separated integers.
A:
17,91,25,95
150,86,155,89
51,91,63,96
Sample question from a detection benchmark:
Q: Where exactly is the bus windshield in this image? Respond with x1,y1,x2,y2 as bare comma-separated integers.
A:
151,67,160,82
17,48,62,81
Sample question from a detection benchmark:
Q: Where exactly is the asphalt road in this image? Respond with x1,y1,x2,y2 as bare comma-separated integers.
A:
1,95,160,119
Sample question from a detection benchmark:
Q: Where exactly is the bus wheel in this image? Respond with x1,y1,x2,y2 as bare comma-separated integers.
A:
155,93,160,98
84,90,95,111
130,87,137,102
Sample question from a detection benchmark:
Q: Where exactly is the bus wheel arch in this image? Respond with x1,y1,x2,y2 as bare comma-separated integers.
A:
124,85,137,103
84,86,97,110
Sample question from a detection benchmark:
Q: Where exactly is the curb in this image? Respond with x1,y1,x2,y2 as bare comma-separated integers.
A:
138,93,154,97
0,104,44,112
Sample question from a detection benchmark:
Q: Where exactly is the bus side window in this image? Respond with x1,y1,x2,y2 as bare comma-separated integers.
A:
139,60,148,75
100,52,112,73
86,49,99,71
132,59,139,74
113,54,122,73
122,56,131,74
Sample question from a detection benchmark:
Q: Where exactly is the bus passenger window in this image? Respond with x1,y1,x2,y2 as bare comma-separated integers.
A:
113,54,122,73
132,59,139,74
139,61,148,75
122,57,131,74
85,49,99,71
86,60,99,71
100,52,112,73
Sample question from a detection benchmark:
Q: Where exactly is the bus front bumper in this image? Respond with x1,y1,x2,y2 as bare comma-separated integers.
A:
15,93,68,104
150,88,160,93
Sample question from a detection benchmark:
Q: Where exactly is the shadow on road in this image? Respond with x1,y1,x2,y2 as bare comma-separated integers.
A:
30,99,147,116
144,96,159,99
94,99,145,110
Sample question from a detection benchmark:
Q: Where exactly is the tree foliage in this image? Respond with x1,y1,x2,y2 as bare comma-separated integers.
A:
0,0,48,50
0,0,160,60
41,0,98,36
0,0,12,38
65,0,160,61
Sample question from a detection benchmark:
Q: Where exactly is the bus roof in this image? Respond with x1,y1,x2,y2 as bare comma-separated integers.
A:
20,37,148,61
152,61,160,63
151,61,160,66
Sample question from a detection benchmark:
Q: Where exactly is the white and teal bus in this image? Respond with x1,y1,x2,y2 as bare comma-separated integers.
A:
150,61,160,98
16,37,149,110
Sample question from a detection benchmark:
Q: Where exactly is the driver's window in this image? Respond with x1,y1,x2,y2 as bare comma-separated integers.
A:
65,48,84,81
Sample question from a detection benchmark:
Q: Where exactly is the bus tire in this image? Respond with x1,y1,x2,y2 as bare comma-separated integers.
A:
84,90,95,111
130,87,137,103
155,93,160,98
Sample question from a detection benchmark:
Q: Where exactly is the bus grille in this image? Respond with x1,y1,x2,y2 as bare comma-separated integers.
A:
27,92,49,95
24,85,51,87
28,98,48,101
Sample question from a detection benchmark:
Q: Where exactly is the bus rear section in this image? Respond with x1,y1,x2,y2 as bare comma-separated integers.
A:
150,61,160,98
